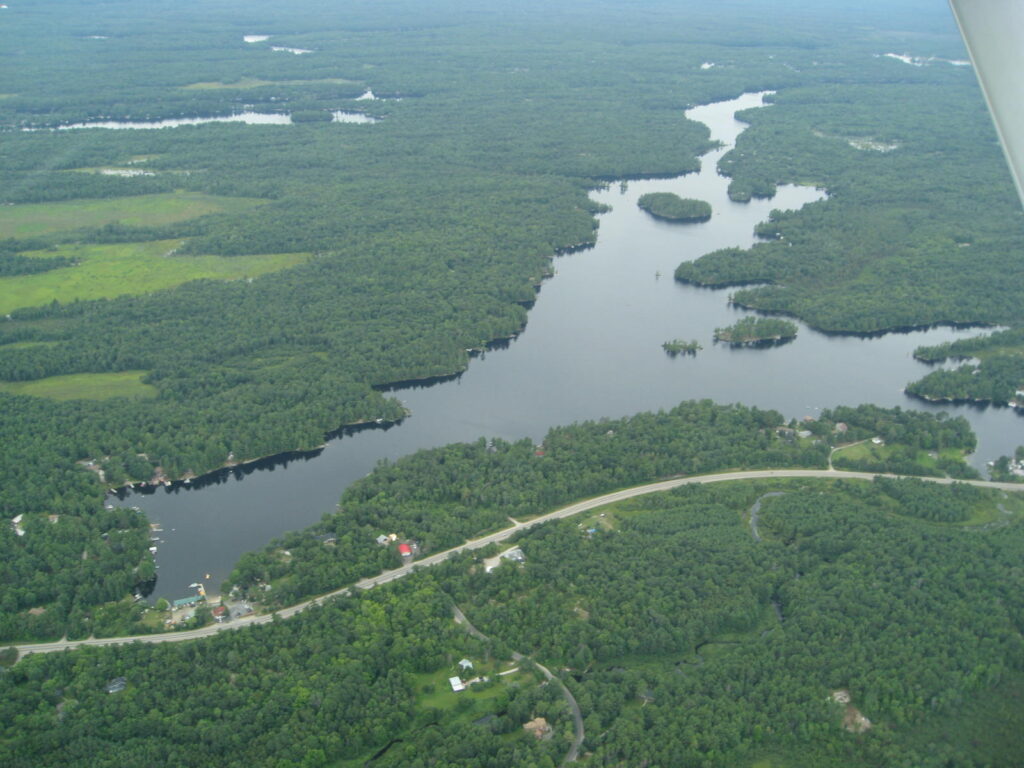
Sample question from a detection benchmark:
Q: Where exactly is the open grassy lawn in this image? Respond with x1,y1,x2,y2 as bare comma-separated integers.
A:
832,441,970,475
0,191,266,239
0,370,157,400
413,663,525,712
0,240,308,313
181,77,357,89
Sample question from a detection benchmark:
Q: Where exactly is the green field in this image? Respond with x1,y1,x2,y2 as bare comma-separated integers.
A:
0,192,266,239
0,240,308,313
181,77,357,89
0,370,157,400
832,441,969,474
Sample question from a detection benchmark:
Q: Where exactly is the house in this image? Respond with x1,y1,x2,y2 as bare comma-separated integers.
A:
172,595,203,609
523,717,551,740
484,546,526,573
458,658,474,671
871,437,885,446
449,676,465,692
835,422,849,434
375,534,390,546
211,605,228,621
11,514,25,536
398,543,412,557
106,677,127,694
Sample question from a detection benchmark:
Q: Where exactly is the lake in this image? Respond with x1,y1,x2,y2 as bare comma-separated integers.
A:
113,91,1024,602
27,111,373,130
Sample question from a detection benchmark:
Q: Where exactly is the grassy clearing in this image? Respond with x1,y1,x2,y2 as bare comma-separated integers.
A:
0,191,265,239
413,662,524,712
181,77,357,90
0,340,59,351
832,442,969,475
964,490,1024,526
0,370,157,400
0,240,308,313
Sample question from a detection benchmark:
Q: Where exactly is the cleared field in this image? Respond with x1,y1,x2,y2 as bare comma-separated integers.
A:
181,77,357,89
0,192,265,239
0,240,308,313
0,370,157,400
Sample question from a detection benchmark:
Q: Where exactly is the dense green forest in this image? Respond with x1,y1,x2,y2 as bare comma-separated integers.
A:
713,316,798,346
4,476,1022,767
912,327,1024,363
674,79,1024,332
905,327,1024,407
226,401,975,611
1,8,1021,761
637,192,711,222
905,356,1024,407
225,401,824,607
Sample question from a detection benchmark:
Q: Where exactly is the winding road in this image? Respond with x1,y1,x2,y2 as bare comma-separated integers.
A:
453,605,585,765
12,468,1024,658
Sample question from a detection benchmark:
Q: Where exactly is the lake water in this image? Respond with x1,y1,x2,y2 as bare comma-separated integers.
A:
113,91,1024,602
52,113,293,130
33,112,373,130
331,111,376,124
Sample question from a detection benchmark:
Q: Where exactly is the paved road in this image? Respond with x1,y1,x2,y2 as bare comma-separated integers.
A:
13,468,1024,657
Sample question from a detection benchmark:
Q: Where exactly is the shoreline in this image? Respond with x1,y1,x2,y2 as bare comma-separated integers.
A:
107,416,405,499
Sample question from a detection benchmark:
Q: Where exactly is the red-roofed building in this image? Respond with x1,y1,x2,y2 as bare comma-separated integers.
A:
398,543,412,557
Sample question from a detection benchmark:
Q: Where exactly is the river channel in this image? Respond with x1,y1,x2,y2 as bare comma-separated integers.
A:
113,92,1024,602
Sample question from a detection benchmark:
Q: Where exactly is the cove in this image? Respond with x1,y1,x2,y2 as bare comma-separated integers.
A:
113,91,1024,602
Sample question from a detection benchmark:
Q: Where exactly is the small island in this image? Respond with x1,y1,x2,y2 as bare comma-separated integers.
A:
637,192,712,223
714,317,797,347
662,339,701,356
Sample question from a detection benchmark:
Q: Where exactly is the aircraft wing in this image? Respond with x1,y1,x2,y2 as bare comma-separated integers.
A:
949,0,1024,206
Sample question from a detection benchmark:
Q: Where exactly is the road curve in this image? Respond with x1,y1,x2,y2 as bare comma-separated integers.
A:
453,605,585,765
13,469,1024,657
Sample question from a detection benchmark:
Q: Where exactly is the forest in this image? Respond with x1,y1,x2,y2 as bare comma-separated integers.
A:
674,76,1024,332
713,316,798,346
905,327,1024,407
637,192,712,222
1,3,1022,763
3,475,1022,767
225,401,975,612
